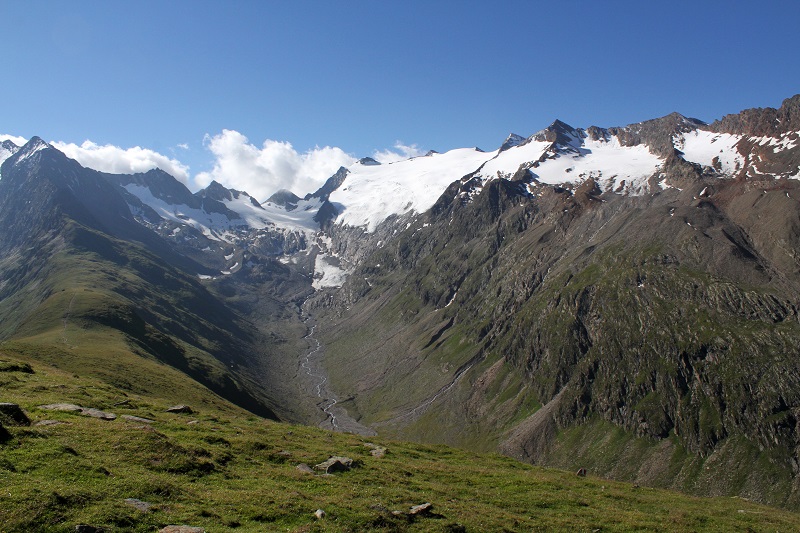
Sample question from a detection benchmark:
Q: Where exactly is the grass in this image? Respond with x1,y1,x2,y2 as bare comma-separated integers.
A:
3,352,800,532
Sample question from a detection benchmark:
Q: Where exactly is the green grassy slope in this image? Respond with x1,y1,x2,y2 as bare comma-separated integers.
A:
0,219,305,421
3,351,799,532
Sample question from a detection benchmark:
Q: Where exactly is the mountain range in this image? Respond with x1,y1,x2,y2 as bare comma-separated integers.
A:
2,94,800,510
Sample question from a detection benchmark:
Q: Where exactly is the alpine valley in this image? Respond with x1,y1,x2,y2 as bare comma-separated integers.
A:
3,95,800,529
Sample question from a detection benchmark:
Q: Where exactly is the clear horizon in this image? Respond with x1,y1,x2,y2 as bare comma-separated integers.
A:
2,0,798,199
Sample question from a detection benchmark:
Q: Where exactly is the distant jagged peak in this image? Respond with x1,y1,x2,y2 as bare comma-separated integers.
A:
530,119,584,147
0,139,21,170
499,133,527,153
201,179,235,202
607,112,706,157
425,150,439,156
267,189,301,209
1,139,19,151
357,157,380,166
305,166,349,201
21,135,51,152
3,135,59,170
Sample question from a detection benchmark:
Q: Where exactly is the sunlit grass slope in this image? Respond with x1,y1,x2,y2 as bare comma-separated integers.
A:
2,351,799,532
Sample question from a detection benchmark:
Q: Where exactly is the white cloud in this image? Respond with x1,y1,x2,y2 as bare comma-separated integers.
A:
372,142,426,164
194,129,357,201
51,140,191,184
0,134,28,147
177,143,189,150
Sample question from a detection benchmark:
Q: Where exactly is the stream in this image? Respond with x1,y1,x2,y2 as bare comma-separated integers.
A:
300,307,376,436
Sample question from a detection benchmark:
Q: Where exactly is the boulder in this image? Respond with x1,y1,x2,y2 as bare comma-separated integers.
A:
314,456,357,474
0,403,31,426
166,405,193,414
364,442,388,457
314,509,326,519
296,463,314,474
0,403,30,426
409,502,433,516
159,527,205,533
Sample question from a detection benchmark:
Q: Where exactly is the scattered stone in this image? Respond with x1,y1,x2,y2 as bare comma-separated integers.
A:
124,498,153,512
0,403,30,426
314,509,326,520
35,420,68,427
121,414,155,424
296,463,314,474
576,467,587,477
277,450,292,457
187,420,199,425
314,456,356,474
39,403,83,413
75,524,105,532
364,442,388,457
166,405,193,414
38,404,116,420
159,527,205,533
113,399,132,407
80,408,116,420
409,502,433,517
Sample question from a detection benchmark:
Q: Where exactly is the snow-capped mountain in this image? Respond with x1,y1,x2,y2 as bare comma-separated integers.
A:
3,95,798,288
0,139,20,171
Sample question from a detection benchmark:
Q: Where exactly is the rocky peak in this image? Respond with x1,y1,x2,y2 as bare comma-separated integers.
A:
710,94,800,137
267,189,301,210
199,180,234,202
499,133,527,153
609,112,705,157
358,157,380,166
530,120,584,148
306,166,349,201
1,139,19,153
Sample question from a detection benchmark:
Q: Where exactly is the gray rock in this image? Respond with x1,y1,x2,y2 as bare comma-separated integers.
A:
39,403,83,413
314,509,326,519
166,405,193,414
121,415,155,424
124,498,153,512
159,527,205,533
0,403,30,426
38,403,115,420
296,463,314,474
35,420,68,427
314,456,356,474
409,502,433,516
80,408,116,420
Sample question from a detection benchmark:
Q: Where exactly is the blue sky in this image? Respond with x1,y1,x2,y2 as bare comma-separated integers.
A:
1,1,799,198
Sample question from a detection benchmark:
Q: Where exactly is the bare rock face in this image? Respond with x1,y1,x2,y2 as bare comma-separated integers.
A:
710,94,800,137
